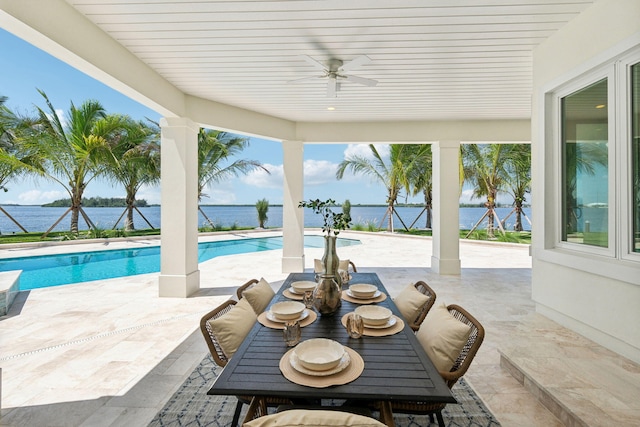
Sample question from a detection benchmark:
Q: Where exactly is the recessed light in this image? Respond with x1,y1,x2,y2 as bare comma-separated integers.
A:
327,106,336,111
595,104,606,109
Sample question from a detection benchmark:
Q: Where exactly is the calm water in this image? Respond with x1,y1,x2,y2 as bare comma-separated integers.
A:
0,235,361,290
0,205,533,233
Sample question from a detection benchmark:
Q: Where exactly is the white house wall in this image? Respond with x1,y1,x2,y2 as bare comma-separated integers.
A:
532,0,640,363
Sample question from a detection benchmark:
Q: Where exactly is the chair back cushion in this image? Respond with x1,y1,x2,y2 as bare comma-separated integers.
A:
394,283,430,325
244,409,387,427
314,259,352,272
416,302,472,372
242,277,275,314
207,297,256,358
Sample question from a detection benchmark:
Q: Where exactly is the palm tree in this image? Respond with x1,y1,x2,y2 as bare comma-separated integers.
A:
462,143,518,238
0,96,23,193
0,96,37,232
405,144,433,229
197,129,269,227
105,117,160,231
256,198,269,228
336,144,419,232
501,144,531,231
23,90,124,235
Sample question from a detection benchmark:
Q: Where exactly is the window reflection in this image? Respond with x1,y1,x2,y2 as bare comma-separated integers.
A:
561,79,608,247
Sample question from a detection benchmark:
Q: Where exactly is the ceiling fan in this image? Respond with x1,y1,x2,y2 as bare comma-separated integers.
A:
288,55,378,97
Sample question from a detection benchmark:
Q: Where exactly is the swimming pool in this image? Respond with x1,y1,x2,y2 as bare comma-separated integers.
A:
0,235,361,291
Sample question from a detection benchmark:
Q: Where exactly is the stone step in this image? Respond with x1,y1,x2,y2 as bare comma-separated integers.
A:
498,315,640,427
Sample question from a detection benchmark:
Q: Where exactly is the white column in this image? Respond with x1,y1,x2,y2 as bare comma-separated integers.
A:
431,140,461,275
281,140,305,272
158,117,200,297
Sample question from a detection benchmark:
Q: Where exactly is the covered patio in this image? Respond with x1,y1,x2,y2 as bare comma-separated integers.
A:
1,1,639,425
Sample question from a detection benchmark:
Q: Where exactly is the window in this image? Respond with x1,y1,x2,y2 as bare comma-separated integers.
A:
561,79,609,247
632,63,640,253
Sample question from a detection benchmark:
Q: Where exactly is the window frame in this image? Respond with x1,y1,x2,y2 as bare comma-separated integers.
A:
544,45,640,268
618,50,640,262
552,67,616,257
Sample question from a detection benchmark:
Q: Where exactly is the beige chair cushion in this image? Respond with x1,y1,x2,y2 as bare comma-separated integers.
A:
244,409,387,427
393,283,430,324
207,297,256,358
416,302,472,372
314,259,351,273
339,259,351,271
242,277,275,314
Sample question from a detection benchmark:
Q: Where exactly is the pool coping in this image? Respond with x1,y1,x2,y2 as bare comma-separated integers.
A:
0,270,21,316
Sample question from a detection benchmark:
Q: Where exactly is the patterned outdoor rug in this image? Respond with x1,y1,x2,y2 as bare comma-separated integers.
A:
149,354,500,427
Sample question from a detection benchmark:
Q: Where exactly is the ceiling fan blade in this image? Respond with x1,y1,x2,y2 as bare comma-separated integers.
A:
287,75,323,84
340,55,371,71
343,74,378,87
301,54,328,71
327,76,337,98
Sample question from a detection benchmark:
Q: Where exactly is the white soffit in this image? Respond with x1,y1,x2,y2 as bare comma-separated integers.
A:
65,0,595,123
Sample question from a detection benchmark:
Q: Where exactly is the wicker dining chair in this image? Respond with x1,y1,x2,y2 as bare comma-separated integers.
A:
235,278,259,300
313,259,358,273
199,299,291,427
410,281,437,331
374,304,485,427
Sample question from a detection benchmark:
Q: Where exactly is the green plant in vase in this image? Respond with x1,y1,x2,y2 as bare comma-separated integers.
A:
299,199,352,315
298,198,351,236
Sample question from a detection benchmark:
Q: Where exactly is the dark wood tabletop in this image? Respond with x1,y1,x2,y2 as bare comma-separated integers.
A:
207,272,455,404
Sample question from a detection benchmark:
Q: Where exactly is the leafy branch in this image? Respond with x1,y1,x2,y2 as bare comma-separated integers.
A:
298,198,351,236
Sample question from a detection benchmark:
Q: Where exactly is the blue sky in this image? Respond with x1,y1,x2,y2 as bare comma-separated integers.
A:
0,28,487,207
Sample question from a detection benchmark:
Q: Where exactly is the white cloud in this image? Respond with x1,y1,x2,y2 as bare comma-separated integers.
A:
344,144,389,161
136,185,161,205
18,189,65,204
242,160,341,188
206,187,237,204
459,188,476,204
303,159,338,185
242,163,283,189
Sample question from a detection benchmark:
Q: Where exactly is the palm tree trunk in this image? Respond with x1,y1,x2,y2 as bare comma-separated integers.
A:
486,189,497,239
424,189,432,229
70,194,81,235
125,194,135,231
514,202,523,232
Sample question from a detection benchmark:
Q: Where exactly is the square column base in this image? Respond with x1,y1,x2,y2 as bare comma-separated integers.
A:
431,256,461,275
158,270,200,297
282,255,305,273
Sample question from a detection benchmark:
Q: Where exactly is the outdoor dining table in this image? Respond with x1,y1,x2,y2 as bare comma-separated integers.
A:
207,272,455,405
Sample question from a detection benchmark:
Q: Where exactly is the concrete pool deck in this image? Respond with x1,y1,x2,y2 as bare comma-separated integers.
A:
0,230,561,426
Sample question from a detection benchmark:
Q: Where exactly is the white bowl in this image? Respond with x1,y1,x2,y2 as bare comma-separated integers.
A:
294,338,345,371
355,305,392,326
349,283,378,299
270,301,305,320
291,280,317,294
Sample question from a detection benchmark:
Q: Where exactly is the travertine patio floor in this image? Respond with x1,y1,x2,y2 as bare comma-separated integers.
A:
1,230,635,426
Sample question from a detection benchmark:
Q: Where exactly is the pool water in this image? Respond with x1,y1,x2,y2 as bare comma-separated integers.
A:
0,235,361,291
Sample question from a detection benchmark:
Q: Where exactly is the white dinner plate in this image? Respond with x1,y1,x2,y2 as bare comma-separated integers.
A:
290,281,317,293
363,316,397,329
289,350,351,377
346,290,382,300
266,309,309,323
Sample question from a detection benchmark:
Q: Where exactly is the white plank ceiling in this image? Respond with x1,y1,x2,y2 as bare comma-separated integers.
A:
66,0,595,123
